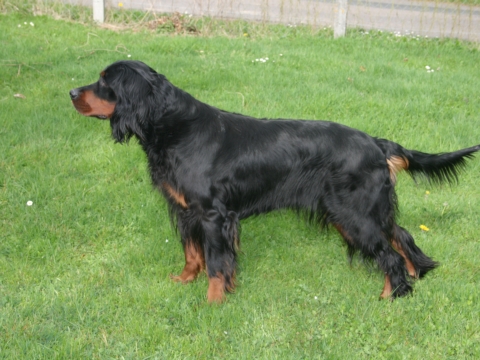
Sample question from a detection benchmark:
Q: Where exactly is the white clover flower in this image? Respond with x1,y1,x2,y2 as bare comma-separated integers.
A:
425,66,430,70
254,57,270,63
26,200,33,206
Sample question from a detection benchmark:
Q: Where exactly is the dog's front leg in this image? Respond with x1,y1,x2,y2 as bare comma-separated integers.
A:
170,206,206,283
201,207,239,303
170,240,205,283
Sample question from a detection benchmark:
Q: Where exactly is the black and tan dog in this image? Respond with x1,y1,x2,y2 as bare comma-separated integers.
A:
70,60,479,303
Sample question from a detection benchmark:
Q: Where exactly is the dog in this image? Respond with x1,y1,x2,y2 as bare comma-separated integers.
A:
70,60,479,303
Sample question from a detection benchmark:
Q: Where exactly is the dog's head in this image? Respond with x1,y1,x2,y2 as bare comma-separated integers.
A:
70,60,166,143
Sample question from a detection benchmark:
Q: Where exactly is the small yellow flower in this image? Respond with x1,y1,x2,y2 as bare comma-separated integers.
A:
118,2,123,7
420,224,430,232
243,33,248,37
425,190,430,195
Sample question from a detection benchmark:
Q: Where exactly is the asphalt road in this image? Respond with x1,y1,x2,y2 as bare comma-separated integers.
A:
121,0,479,41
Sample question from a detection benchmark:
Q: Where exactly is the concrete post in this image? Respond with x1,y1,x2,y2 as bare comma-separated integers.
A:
93,0,105,23
334,0,348,38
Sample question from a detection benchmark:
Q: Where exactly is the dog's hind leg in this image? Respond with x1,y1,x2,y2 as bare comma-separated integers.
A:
330,168,413,299
201,207,239,303
338,219,412,299
375,241,412,299
390,237,416,278
391,224,438,279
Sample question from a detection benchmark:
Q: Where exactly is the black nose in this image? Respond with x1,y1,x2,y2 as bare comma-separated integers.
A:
69,89,79,100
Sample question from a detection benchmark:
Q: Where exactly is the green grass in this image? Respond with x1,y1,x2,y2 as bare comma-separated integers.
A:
1,11,480,359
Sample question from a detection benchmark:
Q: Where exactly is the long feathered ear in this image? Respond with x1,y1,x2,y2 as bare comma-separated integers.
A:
107,61,165,143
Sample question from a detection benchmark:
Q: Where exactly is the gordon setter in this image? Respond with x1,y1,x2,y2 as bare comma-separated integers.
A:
70,60,479,303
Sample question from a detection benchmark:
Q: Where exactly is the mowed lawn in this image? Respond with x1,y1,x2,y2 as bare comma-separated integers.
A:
1,11,479,359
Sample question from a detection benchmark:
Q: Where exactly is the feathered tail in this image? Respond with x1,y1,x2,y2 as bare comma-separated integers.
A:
375,138,480,184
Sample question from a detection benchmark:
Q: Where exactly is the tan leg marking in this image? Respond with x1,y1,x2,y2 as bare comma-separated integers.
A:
162,182,188,209
380,274,392,299
170,242,205,283
333,224,354,246
391,240,417,278
207,274,227,304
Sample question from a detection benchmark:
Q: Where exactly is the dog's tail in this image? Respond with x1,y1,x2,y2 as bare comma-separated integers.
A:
375,138,480,184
